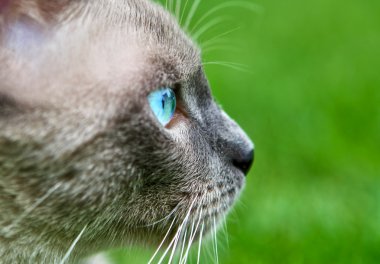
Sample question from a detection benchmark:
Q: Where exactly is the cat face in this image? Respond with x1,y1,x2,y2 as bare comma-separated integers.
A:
0,0,253,260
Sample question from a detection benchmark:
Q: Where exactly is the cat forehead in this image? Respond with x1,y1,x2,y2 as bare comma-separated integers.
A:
84,0,201,76
1,0,202,104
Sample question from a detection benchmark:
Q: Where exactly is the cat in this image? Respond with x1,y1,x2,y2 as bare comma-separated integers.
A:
0,0,254,263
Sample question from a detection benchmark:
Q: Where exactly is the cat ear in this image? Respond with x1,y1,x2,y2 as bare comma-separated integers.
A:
0,0,72,23
1,0,73,50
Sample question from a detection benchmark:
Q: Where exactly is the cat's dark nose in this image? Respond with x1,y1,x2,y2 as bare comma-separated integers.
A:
232,149,254,175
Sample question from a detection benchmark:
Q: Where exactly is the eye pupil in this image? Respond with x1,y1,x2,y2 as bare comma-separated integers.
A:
148,88,176,127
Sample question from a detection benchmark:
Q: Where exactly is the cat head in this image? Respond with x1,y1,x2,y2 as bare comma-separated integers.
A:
0,0,254,260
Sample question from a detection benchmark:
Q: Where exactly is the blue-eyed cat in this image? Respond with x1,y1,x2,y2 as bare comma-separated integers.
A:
0,0,254,263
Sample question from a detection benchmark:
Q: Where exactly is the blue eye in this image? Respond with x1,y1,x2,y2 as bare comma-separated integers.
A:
148,87,176,126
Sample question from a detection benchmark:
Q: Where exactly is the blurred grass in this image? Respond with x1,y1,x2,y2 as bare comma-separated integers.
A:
108,0,380,263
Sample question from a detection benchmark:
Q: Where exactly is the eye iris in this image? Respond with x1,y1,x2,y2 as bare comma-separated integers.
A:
148,88,176,126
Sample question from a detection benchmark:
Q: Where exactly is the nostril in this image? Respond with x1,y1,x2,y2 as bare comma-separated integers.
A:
232,149,254,176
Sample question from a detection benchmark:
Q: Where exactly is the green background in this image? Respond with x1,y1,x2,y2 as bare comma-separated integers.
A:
108,0,380,263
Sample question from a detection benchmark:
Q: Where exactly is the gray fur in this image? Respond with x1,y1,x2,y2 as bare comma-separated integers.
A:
0,0,253,263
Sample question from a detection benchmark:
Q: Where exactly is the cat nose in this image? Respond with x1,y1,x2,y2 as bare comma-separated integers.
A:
232,148,254,175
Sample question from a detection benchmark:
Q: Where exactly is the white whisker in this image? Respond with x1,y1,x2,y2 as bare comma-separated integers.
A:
192,17,226,41
202,61,251,73
1,183,61,236
179,227,188,263
168,220,184,264
143,203,179,227
148,216,177,264
169,0,174,13
175,0,182,21
59,225,87,264
191,1,262,33
213,216,219,264
197,221,205,264
180,199,204,264
184,0,201,30
200,27,241,50
222,218,230,250
179,220,195,264
202,45,240,55
179,0,190,26
157,220,184,264
157,198,196,264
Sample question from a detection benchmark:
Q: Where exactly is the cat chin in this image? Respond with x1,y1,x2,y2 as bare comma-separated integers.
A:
144,170,245,248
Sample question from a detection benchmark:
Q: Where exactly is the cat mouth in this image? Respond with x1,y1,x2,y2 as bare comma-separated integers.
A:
146,187,241,263
177,175,244,237
152,178,243,244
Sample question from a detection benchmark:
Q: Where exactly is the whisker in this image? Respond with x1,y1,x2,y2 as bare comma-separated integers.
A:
142,203,180,227
190,207,203,243
211,223,216,263
1,183,61,236
168,220,185,264
197,221,205,264
157,219,185,264
222,217,230,250
213,216,219,264
183,0,201,30
175,0,182,21
180,197,204,264
202,61,251,73
59,224,87,264
203,61,248,68
191,1,262,33
202,45,240,55
192,17,227,41
200,27,241,50
169,0,174,14
178,227,188,263
179,220,195,264
147,216,177,264
167,235,180,264
157,198,196,264
179,0,190,26
204,241,214,264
